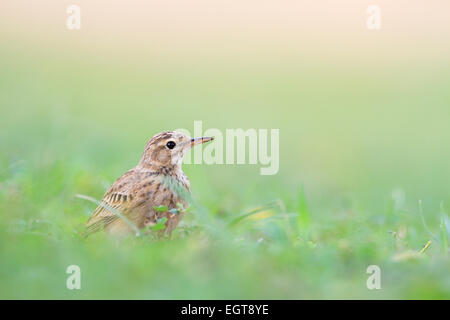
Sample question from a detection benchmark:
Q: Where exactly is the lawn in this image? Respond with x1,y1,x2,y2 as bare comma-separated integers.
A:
1,30,449,299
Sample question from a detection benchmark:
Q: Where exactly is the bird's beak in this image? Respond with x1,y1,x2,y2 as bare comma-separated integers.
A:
190,136,214,147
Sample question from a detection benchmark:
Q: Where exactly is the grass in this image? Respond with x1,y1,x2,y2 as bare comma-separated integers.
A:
0,45,449,299
1,148,448,299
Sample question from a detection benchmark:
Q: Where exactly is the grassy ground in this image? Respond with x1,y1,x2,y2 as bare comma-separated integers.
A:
0,44,449,299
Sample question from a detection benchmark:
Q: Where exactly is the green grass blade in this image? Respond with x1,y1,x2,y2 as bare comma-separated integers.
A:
440,203,448,256
76,194,143,237
297,185,310,233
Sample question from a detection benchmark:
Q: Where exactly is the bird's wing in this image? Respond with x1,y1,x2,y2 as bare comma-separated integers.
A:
84,169,143,236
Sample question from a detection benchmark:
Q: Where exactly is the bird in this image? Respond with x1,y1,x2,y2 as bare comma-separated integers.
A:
83,131,213,238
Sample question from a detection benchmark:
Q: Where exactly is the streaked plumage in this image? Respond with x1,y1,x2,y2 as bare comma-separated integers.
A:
84,131,213,237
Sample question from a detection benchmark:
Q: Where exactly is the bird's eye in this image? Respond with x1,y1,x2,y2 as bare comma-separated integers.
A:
166,141,176,149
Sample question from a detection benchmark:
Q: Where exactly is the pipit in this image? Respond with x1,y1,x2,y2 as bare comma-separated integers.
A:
84,131,213,237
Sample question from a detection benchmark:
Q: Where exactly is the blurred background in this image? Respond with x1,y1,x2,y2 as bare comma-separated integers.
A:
0,1,449,299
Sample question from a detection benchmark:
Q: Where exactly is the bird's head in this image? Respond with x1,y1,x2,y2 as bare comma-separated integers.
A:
139,131,213,171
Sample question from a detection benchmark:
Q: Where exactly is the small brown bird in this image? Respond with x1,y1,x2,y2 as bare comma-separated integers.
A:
84,131,213,237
